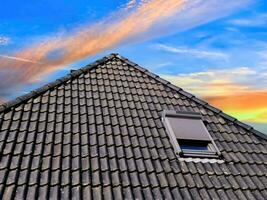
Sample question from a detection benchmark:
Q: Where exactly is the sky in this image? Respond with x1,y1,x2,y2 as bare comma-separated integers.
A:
0,0,266,133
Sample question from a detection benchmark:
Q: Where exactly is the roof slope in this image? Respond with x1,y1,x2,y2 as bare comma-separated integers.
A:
0,54,266,199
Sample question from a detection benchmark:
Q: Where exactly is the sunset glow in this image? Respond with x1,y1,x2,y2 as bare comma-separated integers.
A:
205,91,267,123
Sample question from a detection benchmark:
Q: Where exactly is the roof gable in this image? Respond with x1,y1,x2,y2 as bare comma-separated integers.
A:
1,53,266,140
0,53,266,199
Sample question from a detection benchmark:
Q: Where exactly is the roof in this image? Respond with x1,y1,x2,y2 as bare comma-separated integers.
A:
0,53,266,199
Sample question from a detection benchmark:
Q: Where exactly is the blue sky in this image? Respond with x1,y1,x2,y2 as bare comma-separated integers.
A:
0,0,266,133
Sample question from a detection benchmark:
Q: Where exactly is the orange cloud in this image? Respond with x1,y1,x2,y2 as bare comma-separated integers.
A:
163,70,267,124
205,91,267,110
204,91,267,123
162,72,253,97
0,0,184,86
0,0,251,92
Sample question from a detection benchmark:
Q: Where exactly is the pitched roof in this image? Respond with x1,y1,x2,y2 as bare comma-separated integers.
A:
0,53,266,199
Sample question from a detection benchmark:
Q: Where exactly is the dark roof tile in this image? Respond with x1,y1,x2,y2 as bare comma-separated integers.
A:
190,188,202,199
161,188,173,199
251,190,266,200
192,174,204,188
180,188,193,200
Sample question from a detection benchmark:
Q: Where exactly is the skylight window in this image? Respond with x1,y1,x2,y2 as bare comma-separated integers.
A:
162,110,221,158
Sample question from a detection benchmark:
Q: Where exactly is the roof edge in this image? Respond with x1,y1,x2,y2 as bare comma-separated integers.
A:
0,53,117,113
114,54,267,140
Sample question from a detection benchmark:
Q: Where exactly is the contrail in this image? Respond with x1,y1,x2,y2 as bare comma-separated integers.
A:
0,54,40,64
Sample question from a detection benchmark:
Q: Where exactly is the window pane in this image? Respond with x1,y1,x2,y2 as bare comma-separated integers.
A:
178,140,209,151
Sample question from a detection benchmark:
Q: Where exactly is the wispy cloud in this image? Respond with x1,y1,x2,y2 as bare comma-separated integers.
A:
0,54,40,64
257,49,267,68
161,67,263,96
155,44,228,60
0,0,185,86
0,36,10,45
124,0,151,10
0,0,251,98
151,61,173,69
228,13,267,27
125,0,137,10
161,67,267,123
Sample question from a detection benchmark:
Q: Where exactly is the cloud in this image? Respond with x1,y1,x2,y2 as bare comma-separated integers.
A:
0,0,185,86
256,49,267,69
0,0,251,98
161,67,262,96
0,54,40,64
205,92,267,123
124,0,150,10
228,13,267,27
161,66,267,123
125,0,137,10
155,44,228,60
0,36,10,45
205,92,267,111
152,61,173,69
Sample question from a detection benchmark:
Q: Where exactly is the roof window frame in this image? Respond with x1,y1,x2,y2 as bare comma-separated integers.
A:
162,110,221,158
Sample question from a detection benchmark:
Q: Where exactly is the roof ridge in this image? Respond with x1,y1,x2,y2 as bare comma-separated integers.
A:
0,53,117,113
114,54,267,140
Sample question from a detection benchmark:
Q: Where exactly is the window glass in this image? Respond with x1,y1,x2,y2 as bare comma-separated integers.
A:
178,140,209,151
